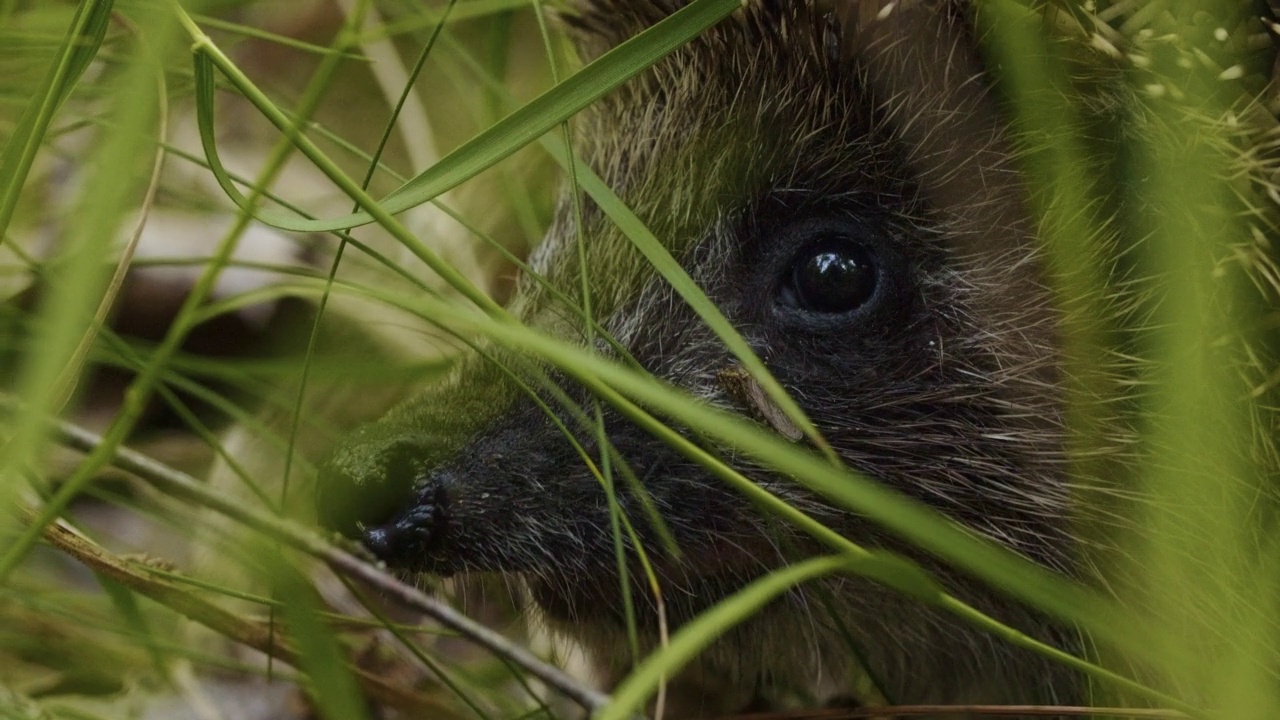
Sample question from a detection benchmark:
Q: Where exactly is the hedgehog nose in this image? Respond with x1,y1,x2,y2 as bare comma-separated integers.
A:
360,478,452,565
314,433,431,539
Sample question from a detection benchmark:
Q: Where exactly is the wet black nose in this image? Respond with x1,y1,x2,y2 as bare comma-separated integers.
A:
361,480,451,565
314,428,431,539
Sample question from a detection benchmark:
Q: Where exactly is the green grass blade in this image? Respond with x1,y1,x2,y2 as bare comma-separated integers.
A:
368,0,536,42
598,556,853,720
192,0,741,233
0,2,168,575
547,144,836,460
0,0,114,241
1128,5,1272,709
267,552,370,720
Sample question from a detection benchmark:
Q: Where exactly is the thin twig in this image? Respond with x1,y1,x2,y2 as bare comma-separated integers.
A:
708,705,1190,719
27,508,453,717
24,406,613,715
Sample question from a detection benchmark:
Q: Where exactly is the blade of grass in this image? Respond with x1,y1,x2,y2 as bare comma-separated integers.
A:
0,0,114,243
531,0,646,667
266,549,370,720
1131,5,1272,712
544,142,838,461
366,0,536,43
48,12,169,412
599,556,854,720
190,48,502,315
0,4,170,567
0,0,358,582
189,14,369,61
191,0,742,234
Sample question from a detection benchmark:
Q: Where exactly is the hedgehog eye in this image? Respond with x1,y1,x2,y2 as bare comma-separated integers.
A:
778,234,878,314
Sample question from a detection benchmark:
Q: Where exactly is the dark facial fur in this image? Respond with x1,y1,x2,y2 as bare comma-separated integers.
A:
316,0,1279,714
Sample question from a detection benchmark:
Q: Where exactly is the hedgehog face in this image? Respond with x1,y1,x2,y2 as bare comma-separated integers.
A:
316,0,1082,706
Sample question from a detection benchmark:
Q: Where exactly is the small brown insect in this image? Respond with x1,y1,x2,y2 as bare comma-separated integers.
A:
716,365,805,442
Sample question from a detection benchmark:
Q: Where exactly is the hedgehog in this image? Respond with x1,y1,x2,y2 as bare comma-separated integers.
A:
314,0,1280,715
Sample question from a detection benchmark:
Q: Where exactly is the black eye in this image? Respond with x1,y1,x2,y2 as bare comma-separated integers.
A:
778,234,878,314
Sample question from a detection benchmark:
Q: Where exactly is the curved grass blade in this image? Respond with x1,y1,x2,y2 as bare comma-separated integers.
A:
0,0,115,242
191,0,741,233
597,556,855,720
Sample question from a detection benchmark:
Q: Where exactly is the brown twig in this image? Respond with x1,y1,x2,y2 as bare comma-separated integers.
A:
28,508,454,717
35,408,614,715
708,705,1191,720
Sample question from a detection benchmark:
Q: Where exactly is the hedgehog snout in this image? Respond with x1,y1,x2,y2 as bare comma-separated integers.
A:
315,433,435,542
360,479,452,566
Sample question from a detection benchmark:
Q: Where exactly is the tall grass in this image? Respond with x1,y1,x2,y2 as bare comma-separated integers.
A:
0,1,1276,719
